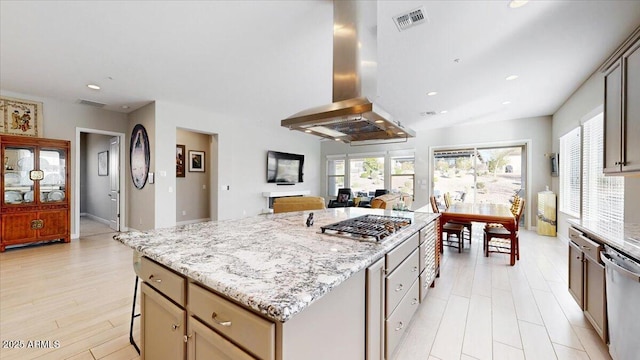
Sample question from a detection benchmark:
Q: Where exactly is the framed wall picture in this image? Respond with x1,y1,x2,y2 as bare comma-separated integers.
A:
98,151,109,176
176,145,186,177
189,150,205,172
0,96,44,137
130,124,150,189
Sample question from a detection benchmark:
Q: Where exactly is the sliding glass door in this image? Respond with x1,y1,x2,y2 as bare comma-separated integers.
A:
433,145,525,206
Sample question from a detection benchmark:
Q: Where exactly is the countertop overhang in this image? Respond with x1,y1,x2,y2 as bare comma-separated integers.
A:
567,218,640,261
114,208,439,322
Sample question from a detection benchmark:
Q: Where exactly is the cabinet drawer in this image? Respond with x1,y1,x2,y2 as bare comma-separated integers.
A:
569,228,602,263
188,316,254,360
188,282,274,360
419,271,433,302
140,257,187,307
386,231,419,273
386,249,419,317
385,279,419,359
419,242,426,273
420,223,436,245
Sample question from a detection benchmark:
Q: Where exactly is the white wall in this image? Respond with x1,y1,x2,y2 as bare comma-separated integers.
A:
552,70,640,238
322,116,553,228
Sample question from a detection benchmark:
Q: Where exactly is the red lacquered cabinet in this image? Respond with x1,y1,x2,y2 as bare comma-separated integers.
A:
1,135,70,252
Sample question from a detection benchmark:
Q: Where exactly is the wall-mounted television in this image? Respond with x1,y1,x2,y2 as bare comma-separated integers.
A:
267,150,304,184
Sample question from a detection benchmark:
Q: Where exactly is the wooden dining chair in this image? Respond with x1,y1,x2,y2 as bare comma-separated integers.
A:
483,198,525,263
443,192,472,244
430,196,465,253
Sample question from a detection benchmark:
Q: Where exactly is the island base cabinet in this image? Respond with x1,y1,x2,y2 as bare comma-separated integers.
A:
366,257,386,360
187,317,253,360
141,283,186,360
279,269,365,360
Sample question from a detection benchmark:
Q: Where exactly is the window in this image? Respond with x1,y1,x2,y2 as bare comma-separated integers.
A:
559,127,581,217
582,114,624,224
391,156,415,198
349,156,385,196
327,158,345,197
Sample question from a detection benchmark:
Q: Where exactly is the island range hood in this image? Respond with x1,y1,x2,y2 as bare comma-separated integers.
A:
281,0,415,144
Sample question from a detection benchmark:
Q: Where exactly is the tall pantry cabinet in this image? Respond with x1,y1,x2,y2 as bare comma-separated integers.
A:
1,135,70,252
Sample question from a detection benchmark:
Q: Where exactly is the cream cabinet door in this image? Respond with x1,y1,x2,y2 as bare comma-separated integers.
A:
187,317,254,360
141,283,186,360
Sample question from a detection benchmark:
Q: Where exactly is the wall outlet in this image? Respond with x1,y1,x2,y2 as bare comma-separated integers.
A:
139,217,142,225
182,210,186,216
202,184,206,190
168,186,173,193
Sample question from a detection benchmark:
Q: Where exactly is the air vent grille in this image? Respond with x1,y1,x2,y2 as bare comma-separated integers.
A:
78,99,106,108
393,7,427,32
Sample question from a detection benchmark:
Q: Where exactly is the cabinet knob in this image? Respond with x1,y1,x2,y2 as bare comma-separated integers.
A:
411,298,419,305
412,266,418,273
211,312,232,327
395,322,404,331
171,324,180,331
148,274,162,283
395,284,404,292
184,334,192,343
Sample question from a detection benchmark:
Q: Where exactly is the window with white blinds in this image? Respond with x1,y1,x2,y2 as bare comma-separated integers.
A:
559,127,581,217
582,114,624,223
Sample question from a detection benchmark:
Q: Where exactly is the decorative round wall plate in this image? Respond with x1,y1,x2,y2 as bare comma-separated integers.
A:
130,124,150,189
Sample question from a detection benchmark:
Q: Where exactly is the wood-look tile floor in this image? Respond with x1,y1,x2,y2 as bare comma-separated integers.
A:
0,219,611,359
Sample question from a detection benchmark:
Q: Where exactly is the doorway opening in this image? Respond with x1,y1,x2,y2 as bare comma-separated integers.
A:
74,128,126,239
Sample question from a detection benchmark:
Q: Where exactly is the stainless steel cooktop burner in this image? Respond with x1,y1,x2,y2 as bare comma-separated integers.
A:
320,214,412,242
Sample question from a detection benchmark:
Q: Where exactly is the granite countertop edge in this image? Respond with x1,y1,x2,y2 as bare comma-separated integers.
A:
567,218,640,261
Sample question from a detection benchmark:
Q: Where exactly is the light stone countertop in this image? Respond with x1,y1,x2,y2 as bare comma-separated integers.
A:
114,207,439,322
567,218,640,261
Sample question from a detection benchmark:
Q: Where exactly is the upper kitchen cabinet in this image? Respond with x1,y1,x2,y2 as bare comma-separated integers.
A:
1,135,70,252
604,34,640,175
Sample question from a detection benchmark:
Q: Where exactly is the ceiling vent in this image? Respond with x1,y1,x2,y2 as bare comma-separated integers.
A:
78,99,106,108
393,7,427,32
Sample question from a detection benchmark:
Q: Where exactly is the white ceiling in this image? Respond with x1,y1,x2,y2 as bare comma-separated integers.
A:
1,1,639,132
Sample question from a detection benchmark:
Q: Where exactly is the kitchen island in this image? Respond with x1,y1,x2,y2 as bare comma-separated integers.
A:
114,207,440,360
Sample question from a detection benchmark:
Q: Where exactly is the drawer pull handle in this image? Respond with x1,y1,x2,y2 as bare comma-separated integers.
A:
184,334,192,343
148,274,162,283
412,266,418,272
395,284,404,292
581,246,591,251
30,220,44,230
395,322,404,331
171,324,180,331
412,298,418,305
212,312,232,327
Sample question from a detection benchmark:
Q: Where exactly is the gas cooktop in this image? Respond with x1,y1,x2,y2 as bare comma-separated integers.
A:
320,214,412,242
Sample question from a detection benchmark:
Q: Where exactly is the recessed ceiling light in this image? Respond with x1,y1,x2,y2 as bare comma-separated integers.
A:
375,119,384,123
87,84,100,90
502,101,511,105
304,130,312,133
509,0,529,9
397,132,405,135
440,110,448,114
121,105,130,110
427,91,438,96
334,138,341,141
506,75,519,81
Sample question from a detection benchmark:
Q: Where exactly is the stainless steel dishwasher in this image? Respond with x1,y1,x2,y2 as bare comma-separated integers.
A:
601,246,640,360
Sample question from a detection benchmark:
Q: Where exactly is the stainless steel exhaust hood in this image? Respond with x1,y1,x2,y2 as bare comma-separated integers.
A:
281,0,415,144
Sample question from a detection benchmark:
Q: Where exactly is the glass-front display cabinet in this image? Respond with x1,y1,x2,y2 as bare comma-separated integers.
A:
1,135,70,252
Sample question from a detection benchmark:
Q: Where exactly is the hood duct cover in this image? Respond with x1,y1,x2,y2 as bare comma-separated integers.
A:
281,0,415,144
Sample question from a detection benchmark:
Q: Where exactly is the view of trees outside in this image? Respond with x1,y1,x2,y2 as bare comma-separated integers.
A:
391,157,415,198
433,147,523,207
349,157,385,196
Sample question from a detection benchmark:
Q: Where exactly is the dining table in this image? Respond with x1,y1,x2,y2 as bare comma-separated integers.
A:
440,203,518,265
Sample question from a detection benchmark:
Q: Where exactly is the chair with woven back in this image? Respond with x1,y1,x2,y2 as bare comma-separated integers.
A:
483,196,525,262
443,192,472,244
430,195,465,253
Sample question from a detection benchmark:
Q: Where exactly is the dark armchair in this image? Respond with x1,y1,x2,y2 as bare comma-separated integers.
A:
328,188,354,208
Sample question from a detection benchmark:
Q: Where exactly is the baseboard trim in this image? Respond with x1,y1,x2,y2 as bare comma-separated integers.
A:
82,213,111,226
176,218,211,226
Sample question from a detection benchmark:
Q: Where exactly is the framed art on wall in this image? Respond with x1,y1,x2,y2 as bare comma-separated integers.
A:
189,150,205,172
0,96,44,137
98,151,109,176
176,145,186,177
